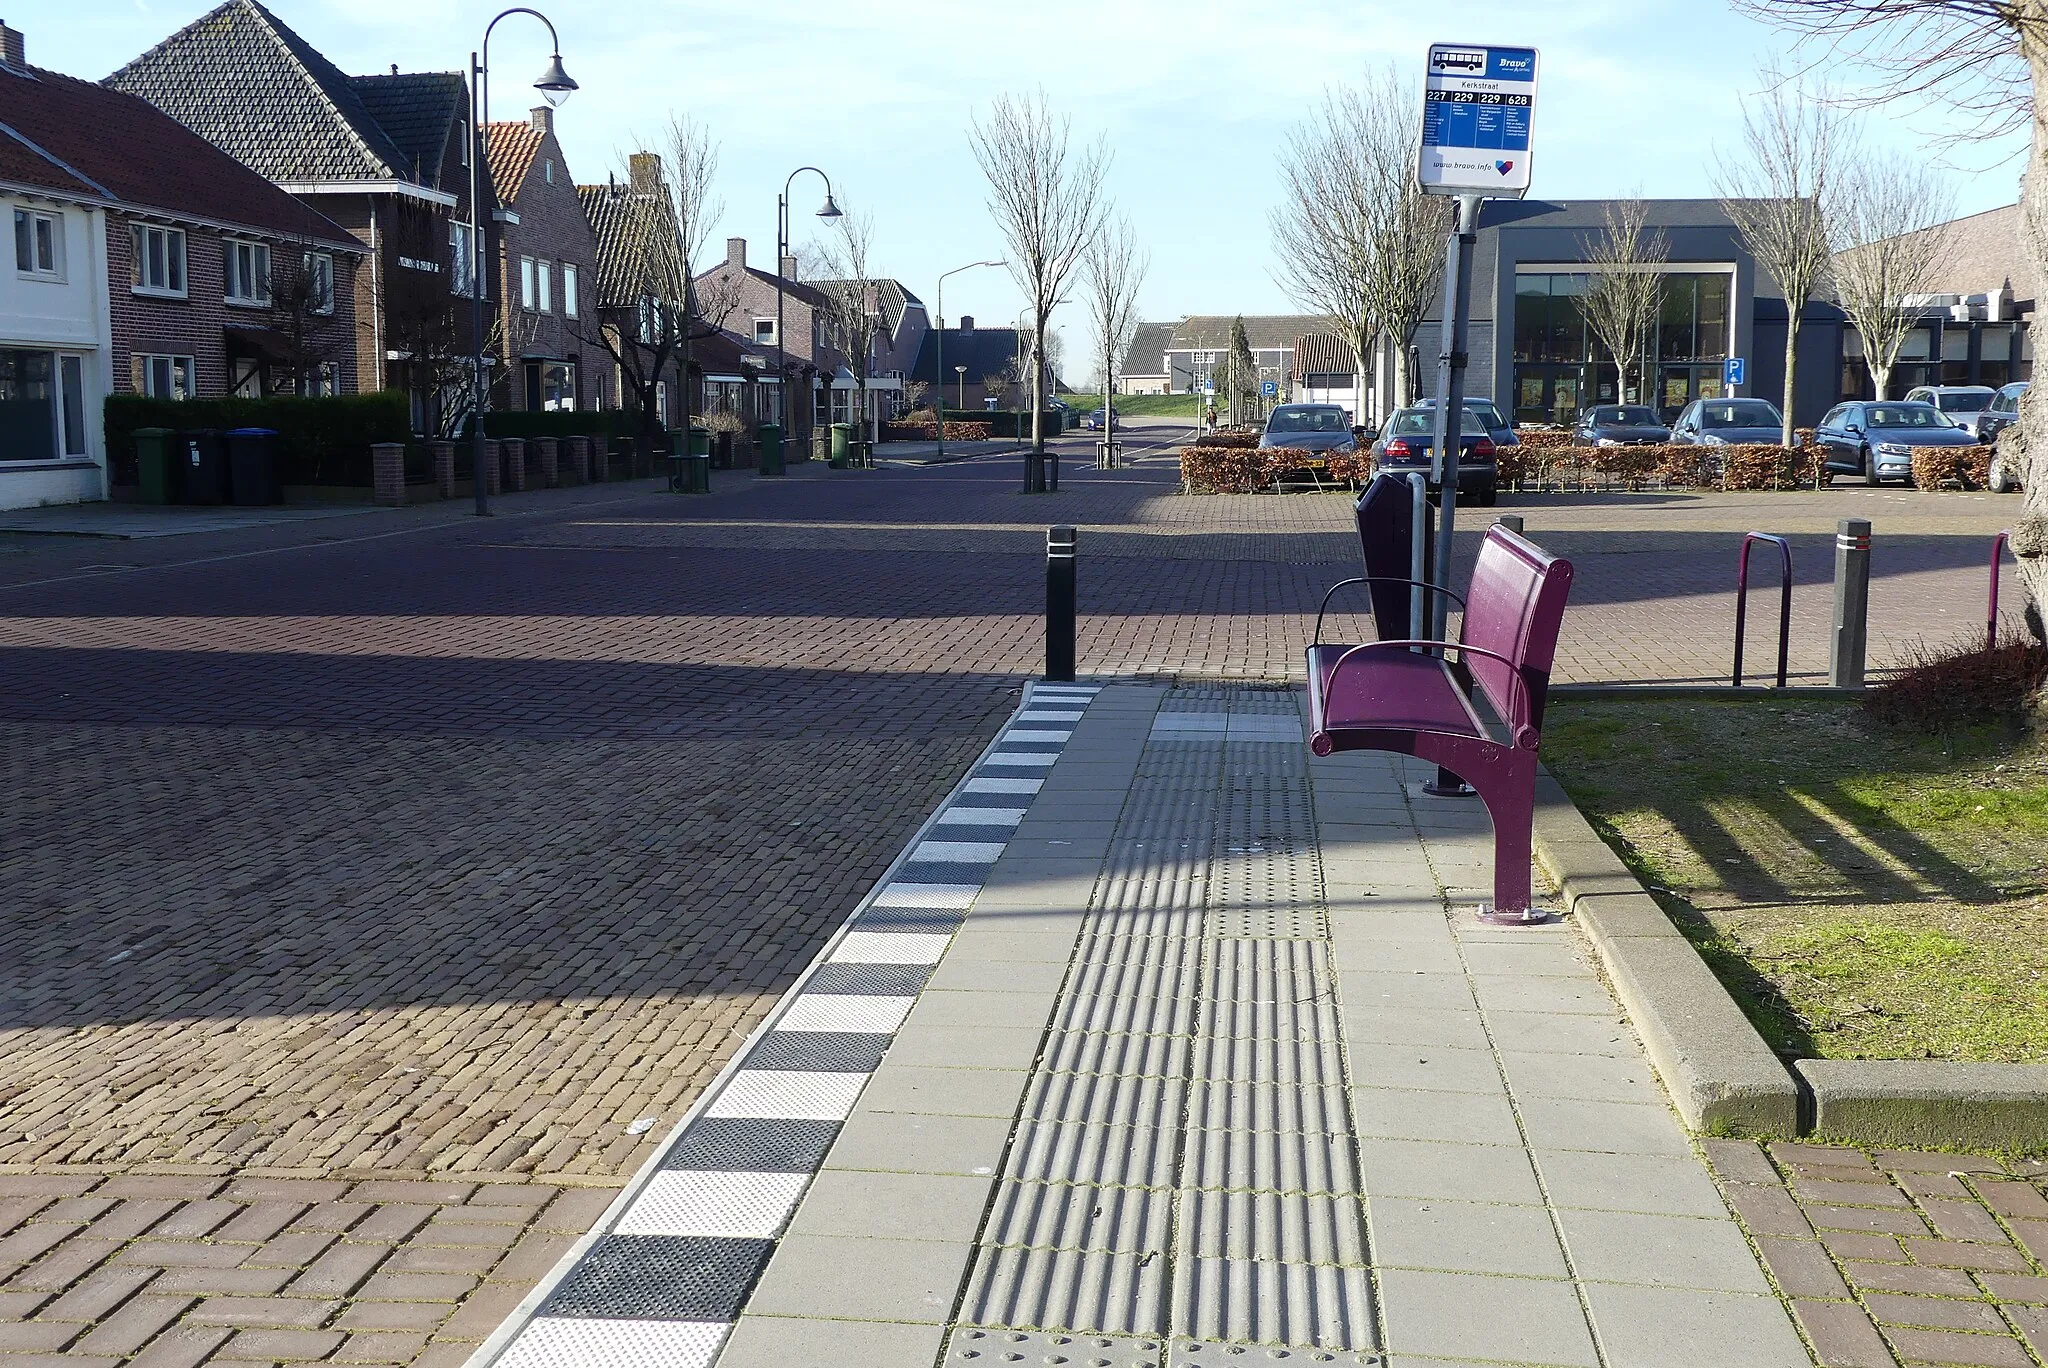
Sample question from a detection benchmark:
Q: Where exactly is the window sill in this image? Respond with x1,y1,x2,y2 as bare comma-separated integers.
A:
132,287,188,301
0,457,99,473
225,297,272,310
15,271,65,284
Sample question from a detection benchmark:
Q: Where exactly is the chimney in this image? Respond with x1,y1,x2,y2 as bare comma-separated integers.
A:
727,237,747,273
530,106,552,135
959,315,974,336
780,253,798,282
0,22,24,71
628,152,661,194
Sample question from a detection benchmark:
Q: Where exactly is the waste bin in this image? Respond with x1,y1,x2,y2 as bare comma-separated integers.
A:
757,423,784,477
1354,471,1437,640
177,429,230,505
134,427,177,505
688,426,711,459
828,423,853,468
225,428,282,505
668,448,709,493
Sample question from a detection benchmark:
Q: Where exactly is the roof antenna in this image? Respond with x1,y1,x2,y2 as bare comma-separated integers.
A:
389,63,397,75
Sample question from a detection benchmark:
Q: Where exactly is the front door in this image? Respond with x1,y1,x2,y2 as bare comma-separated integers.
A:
523,361,543,413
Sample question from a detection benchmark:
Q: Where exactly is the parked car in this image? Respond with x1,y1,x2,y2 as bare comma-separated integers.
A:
1260,403,1360,455
1573,404,1670,446
1415,396,1520,449
1080,407,1120,430
1670,397,1786,446
1814,400,1980,485
1369,405,1497,505
1981,382,2029,492
1902,384,1997,438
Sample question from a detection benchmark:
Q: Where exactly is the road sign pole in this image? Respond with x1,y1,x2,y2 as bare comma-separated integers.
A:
1429,194,1480,644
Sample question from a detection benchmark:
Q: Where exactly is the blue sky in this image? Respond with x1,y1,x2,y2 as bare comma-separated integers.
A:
43,0,2027,352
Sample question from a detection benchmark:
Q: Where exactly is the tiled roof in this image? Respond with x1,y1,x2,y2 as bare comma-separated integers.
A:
0,62,359,248
352,72,464,186
578,179,684,307
1170,315,1332,352
808,276,923,332
1121,321,1173,377
105,0,413,183
909,325,1026,385
1292,332,1358,378
484,121,542,204
741,263,830,309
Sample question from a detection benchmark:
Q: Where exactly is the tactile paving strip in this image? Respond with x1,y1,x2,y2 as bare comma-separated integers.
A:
660,1117,842,1173
497,1317,727,1368
950,686,1376,1358
947,1326,1168,1367
742,1030,891,1073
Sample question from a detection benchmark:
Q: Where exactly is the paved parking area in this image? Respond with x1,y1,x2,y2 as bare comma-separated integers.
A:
0,425,2023,1364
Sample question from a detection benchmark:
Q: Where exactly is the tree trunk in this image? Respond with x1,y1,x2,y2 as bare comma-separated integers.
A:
1870,360,1889,403
2014,24,2048,646
1025,307,1046,493
1780,318,1800,450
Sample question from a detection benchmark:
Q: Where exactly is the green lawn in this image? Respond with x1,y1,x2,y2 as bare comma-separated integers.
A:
1058,392,1200,418
1541,699,2048,1062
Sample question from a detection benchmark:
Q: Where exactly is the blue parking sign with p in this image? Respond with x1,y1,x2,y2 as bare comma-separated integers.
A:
1723,357,1745,387
1260,380,1277,396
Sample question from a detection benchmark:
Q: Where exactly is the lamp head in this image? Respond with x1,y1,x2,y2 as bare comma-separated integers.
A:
816,192,842,220
535,53,577,107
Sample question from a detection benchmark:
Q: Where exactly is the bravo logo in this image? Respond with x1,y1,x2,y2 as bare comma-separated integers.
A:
1494,52,1535,75
1496,160,1515,175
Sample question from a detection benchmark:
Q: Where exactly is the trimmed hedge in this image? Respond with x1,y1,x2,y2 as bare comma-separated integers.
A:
1189,428,1262,450
1500,441,1820,492
939,408,1064,439
105,392,409,487
1910,444,1994,491
482,410,639,440
1180,446,1361,493
882,420,993,441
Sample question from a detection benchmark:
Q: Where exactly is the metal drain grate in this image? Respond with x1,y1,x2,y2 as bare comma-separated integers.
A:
536,1234,772,1320
743,1030,891,1073
804,962,934,996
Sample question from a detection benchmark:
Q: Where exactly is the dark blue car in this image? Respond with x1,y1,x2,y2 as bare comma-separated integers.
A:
1815,400,1978,486
1369,406,1498,505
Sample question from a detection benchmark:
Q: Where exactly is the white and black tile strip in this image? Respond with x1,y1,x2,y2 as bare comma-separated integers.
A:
488,683,1100,1368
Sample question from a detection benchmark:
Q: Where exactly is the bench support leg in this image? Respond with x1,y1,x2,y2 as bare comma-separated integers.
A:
1412,739,1548,925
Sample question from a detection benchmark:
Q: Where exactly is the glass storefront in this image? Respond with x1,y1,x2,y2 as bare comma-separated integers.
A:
1512,271,1732,424
1840,321,2023,399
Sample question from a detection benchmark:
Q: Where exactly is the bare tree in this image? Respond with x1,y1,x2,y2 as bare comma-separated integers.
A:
1081,211,1149,455
1578,198,1669,407
812,206,882,442
971,90,1108,492
1833,155,1958,399
1731,1,2048,644
1271,89,1371,420
571,135,739,457
1714,74,1848,448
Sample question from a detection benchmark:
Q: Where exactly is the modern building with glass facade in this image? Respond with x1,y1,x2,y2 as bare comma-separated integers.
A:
1412,198,1849,428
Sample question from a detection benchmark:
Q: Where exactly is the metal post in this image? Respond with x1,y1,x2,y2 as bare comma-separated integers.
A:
1990,530,2012,650
1046,526,1077,681
1830,518,1871,689
1429,195,1481,642
934,282,945,464
469,50,489,517
1408,472,1430,643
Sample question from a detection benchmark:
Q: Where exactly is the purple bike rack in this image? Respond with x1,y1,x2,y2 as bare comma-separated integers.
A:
1990,530,2013,650
1733,532,1792,689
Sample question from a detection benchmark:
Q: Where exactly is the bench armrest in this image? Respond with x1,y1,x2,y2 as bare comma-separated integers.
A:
1315,578,1469,644
1319,639,1541,749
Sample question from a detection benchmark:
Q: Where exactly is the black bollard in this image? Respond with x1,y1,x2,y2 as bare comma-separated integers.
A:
1046,525,1077,682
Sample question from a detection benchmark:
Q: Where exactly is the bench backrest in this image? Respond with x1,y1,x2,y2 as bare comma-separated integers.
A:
1354,472,1431,638
1461,525,1575,743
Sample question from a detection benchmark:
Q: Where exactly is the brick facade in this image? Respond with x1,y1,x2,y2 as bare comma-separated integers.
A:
106,209,361,400
696,239,835,444
487,108,600,413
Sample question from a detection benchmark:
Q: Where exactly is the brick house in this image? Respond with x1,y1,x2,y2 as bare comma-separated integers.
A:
909,316,1029,412
0,22,361,509
484,107,599,412
106,0,485,434
695,238,834,450
804,275,929,435
577,154,691,432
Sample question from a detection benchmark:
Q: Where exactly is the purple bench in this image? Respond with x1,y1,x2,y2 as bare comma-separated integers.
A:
1306,525,1575,920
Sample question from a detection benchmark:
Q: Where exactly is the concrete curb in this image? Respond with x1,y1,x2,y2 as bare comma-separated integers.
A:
1797,1060,2048,1151
1528,771,1801,1138
1548,684,1864,702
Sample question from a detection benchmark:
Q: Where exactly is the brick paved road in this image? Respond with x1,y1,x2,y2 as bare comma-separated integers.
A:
1705,1139,2048,1367
0,423,2020,1364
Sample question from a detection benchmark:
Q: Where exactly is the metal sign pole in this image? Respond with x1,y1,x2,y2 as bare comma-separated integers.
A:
1429,194,1481,644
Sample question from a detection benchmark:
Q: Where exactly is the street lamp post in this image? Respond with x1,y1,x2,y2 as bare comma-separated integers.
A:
469,6,577,517
934,259,1002,462
955,366,967,410
775,167,840,461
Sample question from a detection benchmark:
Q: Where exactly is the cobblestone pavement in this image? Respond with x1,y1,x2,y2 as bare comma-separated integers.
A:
0,423,2021,1364
1704,1138,2048,1368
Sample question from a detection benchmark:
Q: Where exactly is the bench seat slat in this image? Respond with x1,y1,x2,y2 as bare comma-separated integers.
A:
1307,645,1488,742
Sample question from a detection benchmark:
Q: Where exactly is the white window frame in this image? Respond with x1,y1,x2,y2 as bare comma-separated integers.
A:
538,259,552,314
520,255,536,311
450,222,475,297
13,208,61,280
753,317,776,345
563,262,579,319
303,251,335,316
137,353,195,400
224,239,271,306
132,223,187,297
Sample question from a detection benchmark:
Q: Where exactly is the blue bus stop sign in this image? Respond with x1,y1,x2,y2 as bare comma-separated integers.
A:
1723,357,1745,387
